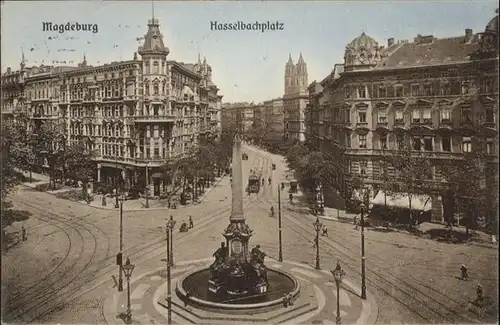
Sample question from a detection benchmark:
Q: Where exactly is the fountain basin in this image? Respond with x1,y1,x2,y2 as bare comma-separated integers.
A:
176,265,300,313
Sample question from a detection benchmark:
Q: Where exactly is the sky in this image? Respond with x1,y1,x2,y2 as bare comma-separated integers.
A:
1,1,497,103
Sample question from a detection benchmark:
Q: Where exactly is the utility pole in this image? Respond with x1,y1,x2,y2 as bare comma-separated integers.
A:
166,223,172,324
118,199,124,291
145,164,150,208
278,187,283,262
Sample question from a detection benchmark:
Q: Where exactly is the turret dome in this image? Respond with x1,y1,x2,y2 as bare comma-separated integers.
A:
344,32,384,68
485,10,498,34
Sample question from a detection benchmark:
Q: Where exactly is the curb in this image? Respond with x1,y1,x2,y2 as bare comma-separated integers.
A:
22,176,226,212
102,258,378,325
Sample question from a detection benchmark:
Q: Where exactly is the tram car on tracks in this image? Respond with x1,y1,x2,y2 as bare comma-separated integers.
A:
247,172,261,193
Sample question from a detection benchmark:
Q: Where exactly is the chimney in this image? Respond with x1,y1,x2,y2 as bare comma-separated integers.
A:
7,67,11,73
388,38,395,47
465,28,473,39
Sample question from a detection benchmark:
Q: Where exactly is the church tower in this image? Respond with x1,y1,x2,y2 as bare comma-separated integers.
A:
295,53,308,93
284,54,295,95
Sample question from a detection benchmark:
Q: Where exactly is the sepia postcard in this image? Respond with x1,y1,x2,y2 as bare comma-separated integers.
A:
1,1,498,325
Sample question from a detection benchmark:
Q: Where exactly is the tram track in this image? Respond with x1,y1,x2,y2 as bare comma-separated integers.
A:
6,176,262,323
245,147,480,324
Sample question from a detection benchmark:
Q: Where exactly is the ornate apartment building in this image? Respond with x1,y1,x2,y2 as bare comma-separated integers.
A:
1,17,223,195
263,97,284,141
305,10,499,222
221,102,254,136
283,53,309,142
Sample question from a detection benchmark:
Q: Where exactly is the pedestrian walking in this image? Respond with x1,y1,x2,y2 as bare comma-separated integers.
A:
476,284,483,306
21,226,27,241
461,264,469,281
322,225,328,237
354,216,359,229
189,216,194,229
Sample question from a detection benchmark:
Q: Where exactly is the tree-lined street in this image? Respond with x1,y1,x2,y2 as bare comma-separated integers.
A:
2,142,497,324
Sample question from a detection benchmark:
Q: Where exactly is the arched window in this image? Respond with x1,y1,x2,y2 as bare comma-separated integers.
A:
153,83,159,95
153,61,159,74
145,82,150,96
145,61,150,74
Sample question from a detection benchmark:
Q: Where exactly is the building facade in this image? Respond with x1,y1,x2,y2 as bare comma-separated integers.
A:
305,11,499,222
263,97,284,141
221,102,255,136
1,17,223,196
283,53,309,142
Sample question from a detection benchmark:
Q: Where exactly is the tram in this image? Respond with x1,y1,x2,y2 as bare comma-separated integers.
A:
247,173,261,193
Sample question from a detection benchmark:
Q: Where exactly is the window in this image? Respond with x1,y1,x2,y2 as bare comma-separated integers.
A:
378,86,386,98
451,81,461,95
395,108,404,122
153,61,159,74
358,86,366,99
486,140,494,154
380,135,387,149
461,81,470,94
412,137,421,151
145,61,150,74
378,108,387,123
486,107,495,123
145,83,150,96
154,148,159,157
358,112,366,123
153,83,159,95
461,106,472,124
423,108,431,123
441,106,451,122
359,134,367,148
441,136,451,152
411,84,419,96
412,109,420,123
359,161,368,176
462,137,472,152
441,82,451,95
423,137,433,151
345,87,351,99
345,107,350,123
483,78,493,93
423,84,432,96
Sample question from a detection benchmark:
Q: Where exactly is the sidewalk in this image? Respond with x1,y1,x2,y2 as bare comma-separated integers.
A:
19,170,226,211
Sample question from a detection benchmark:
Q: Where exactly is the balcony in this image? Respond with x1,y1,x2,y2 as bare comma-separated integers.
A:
133,115,175,123
82,97,102,103
124,95,137,102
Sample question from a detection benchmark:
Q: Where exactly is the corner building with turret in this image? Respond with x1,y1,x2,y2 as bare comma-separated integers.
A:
305,10,498,223
1,17,223,196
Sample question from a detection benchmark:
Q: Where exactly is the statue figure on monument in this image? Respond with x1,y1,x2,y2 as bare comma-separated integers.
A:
210,242,228,279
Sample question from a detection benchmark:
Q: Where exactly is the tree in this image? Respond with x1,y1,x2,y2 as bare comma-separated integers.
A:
1,121,25,200
64,141,96,196
439,148,495,236
386,134,433,227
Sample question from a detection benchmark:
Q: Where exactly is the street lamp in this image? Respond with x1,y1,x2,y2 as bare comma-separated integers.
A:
168,215,176,267
331,261,346,325
165,217,176,324
122,257,135,324
277,187,283,262
360,201,367,300
313,218,322,270
145,163,150,209
115,159,120,209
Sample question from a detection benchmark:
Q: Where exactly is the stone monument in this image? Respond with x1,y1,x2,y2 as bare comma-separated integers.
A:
208,133,269,296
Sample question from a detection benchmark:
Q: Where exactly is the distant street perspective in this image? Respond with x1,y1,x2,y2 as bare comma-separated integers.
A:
1,1,498,325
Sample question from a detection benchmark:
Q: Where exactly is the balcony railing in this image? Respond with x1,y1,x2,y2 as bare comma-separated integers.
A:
133,115,175,123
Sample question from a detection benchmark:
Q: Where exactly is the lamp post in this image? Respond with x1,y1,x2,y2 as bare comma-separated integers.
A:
145,163,150,208
278,187,283,262
313,218,322,270
165,217,176,324
360,201,367,300
122,257,135,324
331,261,346,325
168,215,176,267
118,196,124,292
115,159,120,209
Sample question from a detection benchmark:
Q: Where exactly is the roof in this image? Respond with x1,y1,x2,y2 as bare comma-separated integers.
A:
138,18,169,55
375,35,481,69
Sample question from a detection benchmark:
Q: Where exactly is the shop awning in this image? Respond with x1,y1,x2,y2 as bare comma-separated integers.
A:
371,190,432,211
